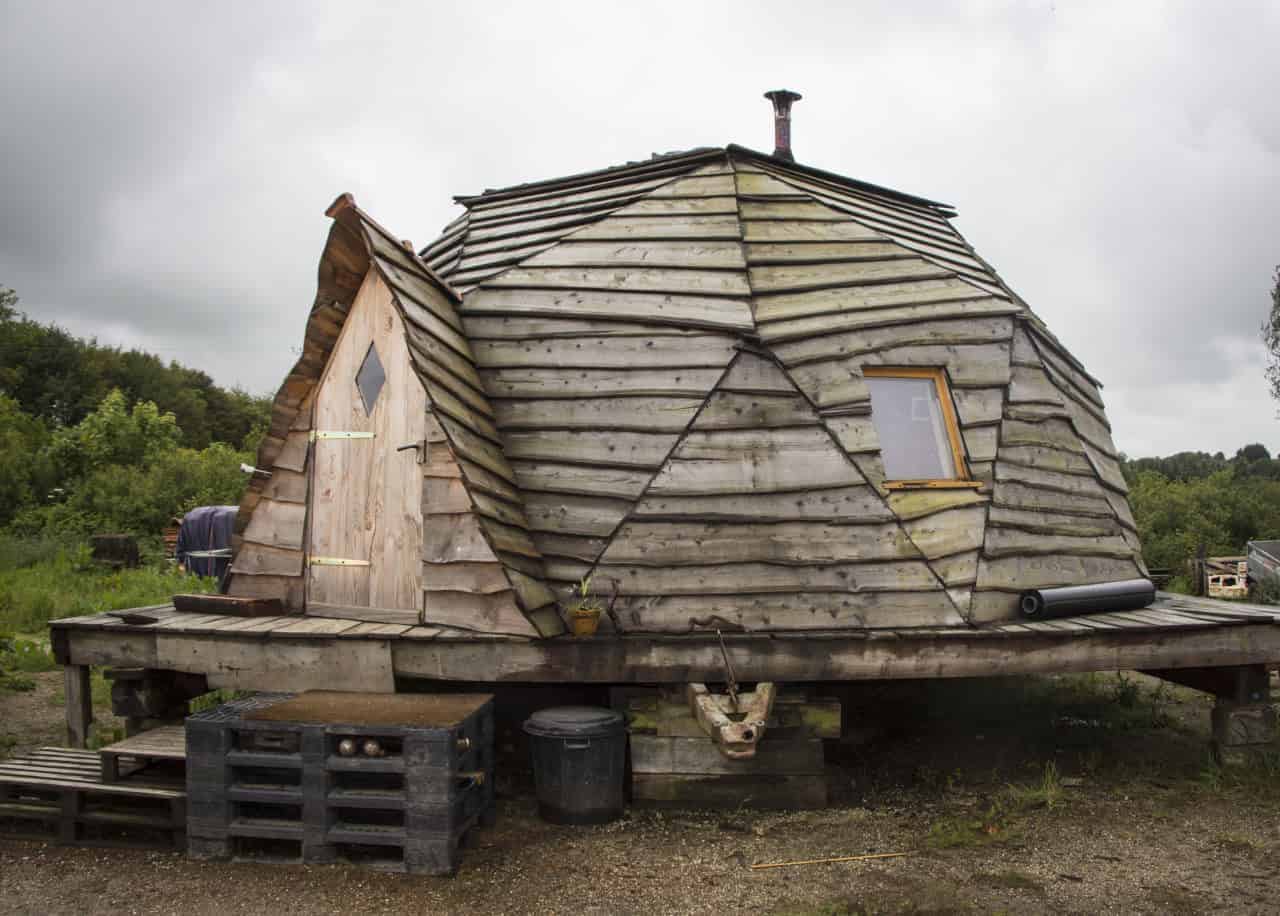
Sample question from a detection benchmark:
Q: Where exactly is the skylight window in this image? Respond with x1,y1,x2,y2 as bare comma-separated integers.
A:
864,367,972,488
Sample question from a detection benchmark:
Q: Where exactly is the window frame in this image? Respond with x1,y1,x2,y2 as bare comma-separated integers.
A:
862,366,980,490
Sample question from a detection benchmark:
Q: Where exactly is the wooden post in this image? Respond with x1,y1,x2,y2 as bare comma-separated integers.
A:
63,665,93,749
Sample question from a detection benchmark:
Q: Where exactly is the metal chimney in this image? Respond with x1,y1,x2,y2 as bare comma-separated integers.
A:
764,89,802,161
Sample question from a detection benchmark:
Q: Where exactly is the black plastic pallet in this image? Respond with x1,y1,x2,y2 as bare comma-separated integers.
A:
185,691,495,875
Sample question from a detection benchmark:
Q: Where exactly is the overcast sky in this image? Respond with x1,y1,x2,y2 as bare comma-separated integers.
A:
2,1,1278,458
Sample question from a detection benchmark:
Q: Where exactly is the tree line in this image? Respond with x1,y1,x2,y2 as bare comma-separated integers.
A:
0,287,270,538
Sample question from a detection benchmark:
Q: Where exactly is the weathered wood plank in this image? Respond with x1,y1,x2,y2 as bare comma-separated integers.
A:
503,430,679,468
1009,365,1064,405
771,317,1013,367
824,416,879,454
992,481,1115,518
648,428,864,495
999,445,1095,476
511,461,652,500
421,561,512,594
903,506,987,559
421,513,500,564
1000,417,1086,453
693,391,821,429
744,241,907,263
613,591,963,632
464,315,722,340
995,461,1109,498
570,214,742,241
987,505,1122,537
483,265,751,297
273,430,310,474
461,287,755,332
471,334,737,369
421,589,538,637
493,396,702,432
593,560,938,595
482,366,723,399
962,425,998,462
257,469,307,505
522,492,631,537
718,353,793,394
975,554,1144,592
742,220,886,243
600,520,917,566
229,544,305,578
952,387,1006,427
614,195,740,216
632,485,892,522
155,634,394,692
241,499,306,552
760,297,1019,344
522,239,745,269
749,258,952,295
929,550,980,587
982,527,1135,560
886,488,988,521
629,735,824,775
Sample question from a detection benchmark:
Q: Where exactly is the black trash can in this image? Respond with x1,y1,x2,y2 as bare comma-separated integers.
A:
523,706,626,825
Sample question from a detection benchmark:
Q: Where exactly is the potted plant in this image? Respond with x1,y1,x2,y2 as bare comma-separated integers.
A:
565,575,604,637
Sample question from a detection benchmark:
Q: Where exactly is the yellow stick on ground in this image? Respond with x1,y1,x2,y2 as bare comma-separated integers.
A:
749,852,908,870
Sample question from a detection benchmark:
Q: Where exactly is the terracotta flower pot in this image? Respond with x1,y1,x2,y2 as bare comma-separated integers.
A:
569,606,602,637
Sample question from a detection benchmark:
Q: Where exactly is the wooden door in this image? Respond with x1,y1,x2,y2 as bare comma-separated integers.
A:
307,270,427,621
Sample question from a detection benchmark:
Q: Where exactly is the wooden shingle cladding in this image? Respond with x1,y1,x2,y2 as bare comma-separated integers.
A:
228,195,562,637
422,145,1145,632
237,143,1144,640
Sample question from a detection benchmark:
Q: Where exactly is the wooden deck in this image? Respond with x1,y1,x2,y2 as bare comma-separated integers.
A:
50,594,1280,692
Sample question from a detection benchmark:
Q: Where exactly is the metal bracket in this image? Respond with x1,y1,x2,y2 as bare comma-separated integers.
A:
310,430,375,441
308,556,371,568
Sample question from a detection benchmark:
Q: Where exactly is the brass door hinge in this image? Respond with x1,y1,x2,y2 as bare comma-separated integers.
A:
308,556,371,568
309,430,375,441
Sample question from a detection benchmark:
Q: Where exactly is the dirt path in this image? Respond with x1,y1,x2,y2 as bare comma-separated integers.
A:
2,672,1278,914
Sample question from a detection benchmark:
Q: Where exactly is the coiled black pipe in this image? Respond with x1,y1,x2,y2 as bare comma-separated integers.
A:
1018,578,1156,620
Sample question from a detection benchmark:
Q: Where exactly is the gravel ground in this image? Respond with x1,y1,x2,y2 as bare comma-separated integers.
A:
2,671,1278,915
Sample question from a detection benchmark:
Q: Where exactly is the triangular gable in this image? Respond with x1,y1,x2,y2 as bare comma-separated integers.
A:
229,194,562,637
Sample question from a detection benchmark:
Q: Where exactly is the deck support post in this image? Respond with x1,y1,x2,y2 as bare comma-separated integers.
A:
63,664,93,749
1212,700,1277,767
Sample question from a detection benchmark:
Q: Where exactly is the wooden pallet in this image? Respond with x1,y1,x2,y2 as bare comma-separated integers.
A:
0,748,185,849
99,724,187,783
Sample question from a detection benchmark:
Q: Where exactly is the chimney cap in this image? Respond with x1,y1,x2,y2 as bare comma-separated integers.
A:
764,89,803,108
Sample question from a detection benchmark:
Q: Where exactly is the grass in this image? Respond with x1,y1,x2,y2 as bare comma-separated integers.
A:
927,761,1064,849
0,634,58,692
0,533,215,634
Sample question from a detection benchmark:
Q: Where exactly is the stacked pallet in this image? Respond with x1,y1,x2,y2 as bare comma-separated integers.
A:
186,691,494,875
0,747,185,849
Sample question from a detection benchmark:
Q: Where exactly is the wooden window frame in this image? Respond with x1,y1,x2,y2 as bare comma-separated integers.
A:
863,366,980,490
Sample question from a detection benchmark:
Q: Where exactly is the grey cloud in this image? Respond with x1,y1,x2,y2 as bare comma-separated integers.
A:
2,0,1278,455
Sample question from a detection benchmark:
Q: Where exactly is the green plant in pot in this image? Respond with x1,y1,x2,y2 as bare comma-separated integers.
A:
566,575,604,637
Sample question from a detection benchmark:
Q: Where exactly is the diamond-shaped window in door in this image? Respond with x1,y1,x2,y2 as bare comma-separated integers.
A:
356,343,386,414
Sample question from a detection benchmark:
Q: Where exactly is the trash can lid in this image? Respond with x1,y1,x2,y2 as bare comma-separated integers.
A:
523,705,625,738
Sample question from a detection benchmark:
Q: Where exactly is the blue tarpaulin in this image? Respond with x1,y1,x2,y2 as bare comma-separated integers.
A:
176,505,238,584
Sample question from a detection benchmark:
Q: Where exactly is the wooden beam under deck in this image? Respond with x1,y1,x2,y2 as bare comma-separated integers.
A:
47,595,1280,690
